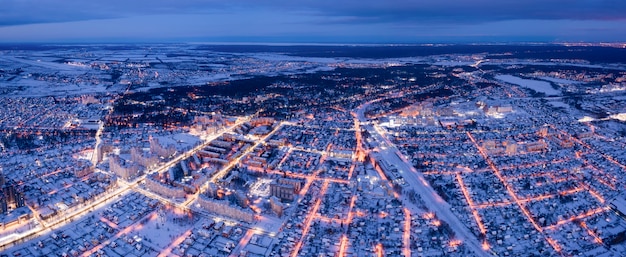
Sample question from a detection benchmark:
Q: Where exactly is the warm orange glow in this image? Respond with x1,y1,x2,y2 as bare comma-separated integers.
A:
587,188,605,204
546,237,562,252
481,241,490,251
345,195,357,223
291,181,329,257
375,243,384,257
82,211,159,257
476,186,584,209
351,111,366,163
402,208,411,257
372,162,391,182
456,174,487,234
558,186,584,196
467,131,561,253
266,169,350,184
41,168,64,178
580,221,604,245
551,124,626,170
158,229,192,257
232,229,257,254
173,207,187,215
338,235,349,257
249,204,262,214
347,162,356,180
545,207,609,230
371,160,399,198
100,216,119,229
182,191,198,207
449,239,462,248
499,159,569,176
297,173,316,197
315,215,342,223
277,147,293,168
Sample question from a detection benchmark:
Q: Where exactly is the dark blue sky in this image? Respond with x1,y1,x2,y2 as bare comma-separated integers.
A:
1,0,625,43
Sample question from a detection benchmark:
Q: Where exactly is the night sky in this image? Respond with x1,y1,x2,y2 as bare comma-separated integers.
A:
1,0,625,43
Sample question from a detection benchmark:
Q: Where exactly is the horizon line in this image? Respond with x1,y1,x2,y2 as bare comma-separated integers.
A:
0,41,625,47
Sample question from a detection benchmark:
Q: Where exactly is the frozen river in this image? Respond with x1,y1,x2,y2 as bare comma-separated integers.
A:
496,74,561,96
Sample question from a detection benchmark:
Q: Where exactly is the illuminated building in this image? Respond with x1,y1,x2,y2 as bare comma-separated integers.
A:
525,140,548,153
145,175,186,199
270,178,302,201
131,147,159,168
150,136,176,158
0,180,25,214
504,141,518,155
269,196,284,217
197,194,255,223
109,155,141,180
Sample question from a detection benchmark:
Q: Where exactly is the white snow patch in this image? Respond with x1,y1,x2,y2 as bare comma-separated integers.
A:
578,116,596,122
609,113,626,122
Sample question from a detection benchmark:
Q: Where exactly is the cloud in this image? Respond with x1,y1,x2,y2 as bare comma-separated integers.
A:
335,0,626,22
0,0,223,26
1,0,625,27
